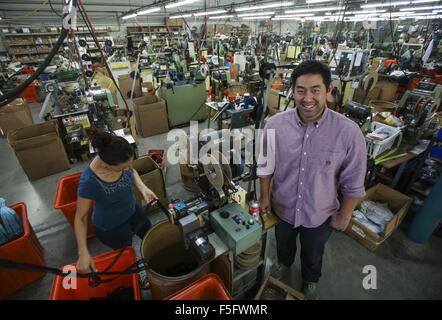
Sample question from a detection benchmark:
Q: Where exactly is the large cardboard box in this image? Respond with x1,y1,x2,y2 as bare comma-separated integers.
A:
344,183,412,251
378,81,399,101
132,95,169,138
268,89,281,116
0,98,34,136
165,18,183,27
118,74,142,100
132,155,168,212
7,121,71,181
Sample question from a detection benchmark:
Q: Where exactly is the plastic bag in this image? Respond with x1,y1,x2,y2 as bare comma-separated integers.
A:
352,210,384,234
0,198,23,242
360,200,394,227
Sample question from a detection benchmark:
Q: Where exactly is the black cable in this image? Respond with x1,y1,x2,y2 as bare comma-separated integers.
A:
77,3,131,113
49,0,63,18
0,29,69,107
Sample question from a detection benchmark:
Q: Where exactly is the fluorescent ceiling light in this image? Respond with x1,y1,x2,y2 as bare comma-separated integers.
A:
412,0,440,3
352,9,387,14
137,7,161,15
413,14,442,18
242,16,272,20
404,11,438,15
208,15,234,19
235,1,293,12
122,13,137,19
306,0,335,3
286,6,340,13
361,1,410,8
380,12,412,16
166,0,201,9
193,9,227,16
237,11,275,17
272,17,301,20
353,13,382,18
169,14,192,19
275,14,315,17
401,5,442,11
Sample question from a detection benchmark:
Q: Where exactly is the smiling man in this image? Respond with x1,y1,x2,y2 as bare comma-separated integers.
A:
258,60,367,300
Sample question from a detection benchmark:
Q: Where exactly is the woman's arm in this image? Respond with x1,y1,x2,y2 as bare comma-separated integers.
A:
74,197,97,272
133,168,158,202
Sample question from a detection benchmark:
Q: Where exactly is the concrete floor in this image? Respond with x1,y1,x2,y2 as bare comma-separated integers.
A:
1,102,442,300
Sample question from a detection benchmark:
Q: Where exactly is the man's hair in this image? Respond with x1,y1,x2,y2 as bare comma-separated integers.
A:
291,60,332,89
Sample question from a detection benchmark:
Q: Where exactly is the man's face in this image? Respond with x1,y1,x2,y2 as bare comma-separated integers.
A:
293,74,331,123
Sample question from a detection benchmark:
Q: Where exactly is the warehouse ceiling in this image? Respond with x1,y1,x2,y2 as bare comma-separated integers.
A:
0,0,440,25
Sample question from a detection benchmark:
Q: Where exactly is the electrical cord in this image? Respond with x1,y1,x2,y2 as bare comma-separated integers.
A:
49,0,63,18
77,2,131,113
0,28,69,107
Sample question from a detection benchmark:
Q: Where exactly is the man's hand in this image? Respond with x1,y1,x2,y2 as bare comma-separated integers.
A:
259,196,271,213
330,212,351,231
142,187,158,203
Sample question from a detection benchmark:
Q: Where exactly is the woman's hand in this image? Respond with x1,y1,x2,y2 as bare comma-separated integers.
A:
76,252,97,273
142,187,158,203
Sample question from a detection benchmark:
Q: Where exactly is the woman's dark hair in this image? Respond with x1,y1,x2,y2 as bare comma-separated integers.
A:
291,60,332,89
87,127,134,165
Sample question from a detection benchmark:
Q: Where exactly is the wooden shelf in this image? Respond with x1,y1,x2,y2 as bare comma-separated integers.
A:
3,30,109,37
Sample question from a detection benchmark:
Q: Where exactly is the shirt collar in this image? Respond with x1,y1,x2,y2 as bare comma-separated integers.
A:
294,106,329,128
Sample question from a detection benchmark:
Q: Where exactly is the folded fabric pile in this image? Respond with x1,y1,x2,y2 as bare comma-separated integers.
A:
352,200,395,235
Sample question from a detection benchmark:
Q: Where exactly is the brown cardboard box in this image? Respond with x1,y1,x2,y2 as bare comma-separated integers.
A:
7,121,71,181
378,81,399,101
165,18,184,26
0,98,34,136
268,89,281,116
132,95,169,138
229,64,240,81
147,149,167,177
132,155,168,212
118,74,142,100
344,183,412,251
141,82,154,95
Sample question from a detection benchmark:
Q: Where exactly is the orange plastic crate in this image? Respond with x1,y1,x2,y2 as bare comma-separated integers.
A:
49,247,141,300
0,202,45,299
166,273,232,300
54,172,95,238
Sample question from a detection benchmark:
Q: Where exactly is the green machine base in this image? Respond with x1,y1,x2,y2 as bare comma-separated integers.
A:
159,80,207,127
209,202,262,256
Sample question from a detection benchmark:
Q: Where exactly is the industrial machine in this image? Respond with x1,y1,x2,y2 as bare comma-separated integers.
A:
39,79,117,160
330,48,371,80
343,101,373,133
397,84,441,144
158,79,207,127
167,130,261,264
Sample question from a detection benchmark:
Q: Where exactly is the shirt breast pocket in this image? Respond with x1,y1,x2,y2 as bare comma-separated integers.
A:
310,149,345,174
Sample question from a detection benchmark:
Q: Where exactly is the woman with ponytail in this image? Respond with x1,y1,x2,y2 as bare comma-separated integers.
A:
74,127,157,273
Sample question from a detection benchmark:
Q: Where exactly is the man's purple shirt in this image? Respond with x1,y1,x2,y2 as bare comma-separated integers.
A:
257,107,367,228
